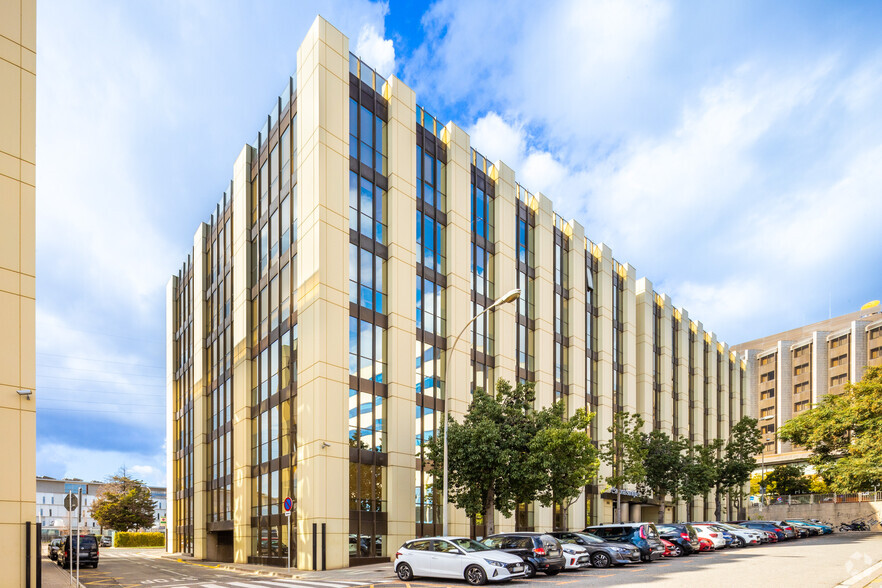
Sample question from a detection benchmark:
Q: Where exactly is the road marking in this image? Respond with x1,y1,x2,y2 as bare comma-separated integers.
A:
835,557,882,587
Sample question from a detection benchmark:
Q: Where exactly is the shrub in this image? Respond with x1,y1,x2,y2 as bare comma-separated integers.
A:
114,532,165,548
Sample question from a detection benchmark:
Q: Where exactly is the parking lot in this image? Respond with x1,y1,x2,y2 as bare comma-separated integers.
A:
384,532,882,588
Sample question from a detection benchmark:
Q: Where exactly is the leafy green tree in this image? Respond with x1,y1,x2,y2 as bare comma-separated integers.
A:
600,412,647,523
90,470,156,532
764,464,812,495
530,404,599,525
680,441,718,512
425,380,542,536
713,416,763,520
639,431,687,524
779,367,882,491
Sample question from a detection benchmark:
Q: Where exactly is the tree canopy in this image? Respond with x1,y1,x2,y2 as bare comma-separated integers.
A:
425,379,598,535
778,366,882,491
599,412,647,523
89,470,156,532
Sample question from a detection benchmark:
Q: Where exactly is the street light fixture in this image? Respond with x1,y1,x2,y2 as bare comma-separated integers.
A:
441,288,520,537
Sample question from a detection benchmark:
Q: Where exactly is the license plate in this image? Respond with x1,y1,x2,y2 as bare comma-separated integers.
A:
511,565,523,573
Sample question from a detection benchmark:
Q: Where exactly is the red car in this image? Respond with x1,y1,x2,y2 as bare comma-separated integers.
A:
698,537,715,552
660,538,675,557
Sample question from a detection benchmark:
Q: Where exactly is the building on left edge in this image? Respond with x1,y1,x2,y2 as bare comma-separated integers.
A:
0,0,37,584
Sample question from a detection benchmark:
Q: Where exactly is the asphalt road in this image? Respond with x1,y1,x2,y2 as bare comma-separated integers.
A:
43,533,882,588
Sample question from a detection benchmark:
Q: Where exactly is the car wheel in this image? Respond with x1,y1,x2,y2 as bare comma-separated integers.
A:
737,537,745,548
396,562,414,581
591,552,612,568
465,564,487,586
523,562,537,578
671,544,683,557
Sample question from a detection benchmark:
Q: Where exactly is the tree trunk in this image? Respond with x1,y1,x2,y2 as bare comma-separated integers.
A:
714,486,722,521
484,489,496,538
657,492,666,524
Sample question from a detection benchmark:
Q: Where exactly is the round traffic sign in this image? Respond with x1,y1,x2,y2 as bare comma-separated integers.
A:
283,497,293,512
64,494,79,512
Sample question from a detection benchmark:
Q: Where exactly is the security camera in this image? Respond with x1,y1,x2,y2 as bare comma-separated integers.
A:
17,389,32,400
321,442,331,449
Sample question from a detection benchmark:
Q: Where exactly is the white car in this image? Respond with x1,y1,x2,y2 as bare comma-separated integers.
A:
394,536,526,585
714,523,763,547
561,543,591,569
691,524,727,549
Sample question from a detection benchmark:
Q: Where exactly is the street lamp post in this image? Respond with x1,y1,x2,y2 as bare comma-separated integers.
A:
758,415,774,513
441,288,520,537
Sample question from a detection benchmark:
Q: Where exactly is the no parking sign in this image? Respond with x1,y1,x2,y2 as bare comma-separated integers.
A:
283,496,293,516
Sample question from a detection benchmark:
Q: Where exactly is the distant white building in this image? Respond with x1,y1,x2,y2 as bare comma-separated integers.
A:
36,476,167,538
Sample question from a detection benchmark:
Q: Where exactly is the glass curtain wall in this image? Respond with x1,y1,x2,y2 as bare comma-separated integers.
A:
348,55,389,560
470,151,495,395
173,259,194,554
414,109,447,537
552,226,569,410
249,79,298,566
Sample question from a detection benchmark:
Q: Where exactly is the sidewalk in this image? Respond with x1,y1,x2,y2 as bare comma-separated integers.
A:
160,552,396,582
41,558,84,588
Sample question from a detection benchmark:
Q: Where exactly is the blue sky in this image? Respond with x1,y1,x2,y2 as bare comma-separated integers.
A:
35,1,882,486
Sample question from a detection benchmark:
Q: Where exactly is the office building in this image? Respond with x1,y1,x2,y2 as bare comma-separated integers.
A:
0,0,37,584
734,307,882,467
168,17,748,569
36,476,168,538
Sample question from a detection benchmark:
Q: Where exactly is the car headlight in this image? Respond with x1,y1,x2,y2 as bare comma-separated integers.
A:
484,559,507,567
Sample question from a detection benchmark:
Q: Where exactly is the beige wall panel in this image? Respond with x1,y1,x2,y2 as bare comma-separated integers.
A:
19,182,34,276
621,265,637,418
295,16,351,570
0,291,20,386
594,244,614,487
0,59,21,159
379,75,417,553
492,161,517,388
0,175,20,273
635,278,653,430
191,224,208,559
0,0,21,44
659,295,674,434
442,121,473,536
565,221,587,529
20,69,35,163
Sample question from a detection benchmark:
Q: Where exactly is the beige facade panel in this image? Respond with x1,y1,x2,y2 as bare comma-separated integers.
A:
0,0,36,585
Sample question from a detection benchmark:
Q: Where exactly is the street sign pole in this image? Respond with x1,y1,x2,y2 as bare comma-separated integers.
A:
76,487,82,587
67,491,72,586
283,496,292,570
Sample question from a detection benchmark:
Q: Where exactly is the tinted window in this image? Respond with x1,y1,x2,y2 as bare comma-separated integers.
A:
433,540,459,553
483,537,504,549
540,535,559,549
408,540,431,551
516,537,533,549
452,538,491,552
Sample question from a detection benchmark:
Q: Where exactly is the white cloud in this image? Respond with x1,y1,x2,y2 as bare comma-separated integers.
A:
37,443,167,487
355,23,396,79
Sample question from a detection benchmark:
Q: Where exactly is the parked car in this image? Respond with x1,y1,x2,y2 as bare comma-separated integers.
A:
770,520,806,538
57,534,99,569
559,543,591,569
482,533,566,578
100,535,112,547
547,531,641,568
393,537,525,585
690,523,727,549
583,523,665,562
697,537,715,552
788,519,833,534
655,523,700,556
47,538,64,561
660,538,675,557
787,521,819,536
713,522,764,546
737,521,793,541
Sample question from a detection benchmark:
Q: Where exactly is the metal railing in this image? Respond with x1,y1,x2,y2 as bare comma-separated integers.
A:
751,491,882,506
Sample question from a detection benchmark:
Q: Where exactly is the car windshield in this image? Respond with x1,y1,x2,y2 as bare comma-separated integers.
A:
576,532,604,544
452,538,492,552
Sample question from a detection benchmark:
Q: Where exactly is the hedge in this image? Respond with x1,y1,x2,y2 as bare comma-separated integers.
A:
114,532,166,548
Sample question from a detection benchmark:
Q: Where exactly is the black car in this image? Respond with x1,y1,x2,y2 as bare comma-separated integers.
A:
736,521,791,540
47,538,64,561
655,523,700,556
583,523,665,562
482,533,566,578
547,531,641,568
57,534,99,569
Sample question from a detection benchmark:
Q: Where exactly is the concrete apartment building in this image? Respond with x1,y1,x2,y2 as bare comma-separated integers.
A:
168,17,748,569
37,476,168,538
0,0,37,584
734,307,882,467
